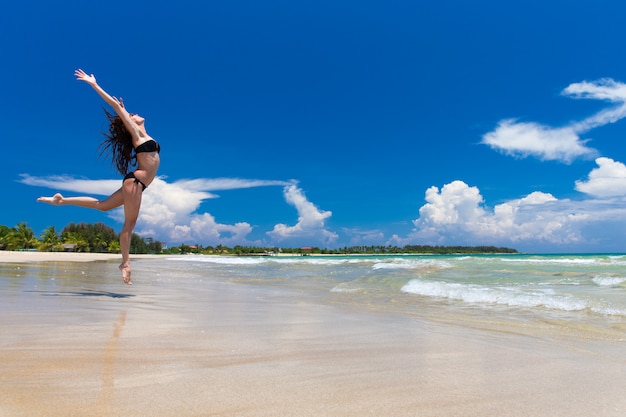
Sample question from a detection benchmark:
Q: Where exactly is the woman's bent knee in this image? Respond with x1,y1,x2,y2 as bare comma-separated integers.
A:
94,200,115,212
123,219,138,230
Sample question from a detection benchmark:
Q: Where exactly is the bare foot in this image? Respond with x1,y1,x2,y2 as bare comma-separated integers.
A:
119,263,132,285
37,193,64,205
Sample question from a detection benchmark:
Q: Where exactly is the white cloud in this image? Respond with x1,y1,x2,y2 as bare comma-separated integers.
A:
482,78,626,163
19,174,120,196
575,157,626,198
417,180,487,226
563,78,626,104
173,213,253,246
564,78,626,132
21,174,335,246
267,184,338,245
389,180,626,251
481,120,594,163
172,178,291,191
470,79,626,251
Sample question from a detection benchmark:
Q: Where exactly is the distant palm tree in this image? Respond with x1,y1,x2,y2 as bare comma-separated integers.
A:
0,225,14,250
39,226,62,252
108,240,120,253
12,222,38,250
62,232,89,252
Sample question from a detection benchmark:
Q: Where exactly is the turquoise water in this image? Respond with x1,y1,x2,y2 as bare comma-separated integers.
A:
166,254,626,316
2,253,625,340
160,254,626,340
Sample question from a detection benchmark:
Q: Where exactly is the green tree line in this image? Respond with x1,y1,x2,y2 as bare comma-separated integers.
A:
1,222,517,255
163,243,518,255
0,222,161,254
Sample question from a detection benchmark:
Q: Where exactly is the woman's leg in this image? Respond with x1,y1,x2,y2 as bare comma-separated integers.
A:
118,178,143,285
37,189,124,212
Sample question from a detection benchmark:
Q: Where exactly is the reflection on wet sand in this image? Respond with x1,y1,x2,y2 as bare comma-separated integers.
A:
98,311,127,412
25,290,134,298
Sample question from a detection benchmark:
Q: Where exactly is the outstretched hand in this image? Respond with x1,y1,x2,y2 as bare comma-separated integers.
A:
74,68,127,112
75,68,97,85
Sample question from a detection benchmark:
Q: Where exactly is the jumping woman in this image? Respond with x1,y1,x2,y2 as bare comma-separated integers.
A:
38,69,161,285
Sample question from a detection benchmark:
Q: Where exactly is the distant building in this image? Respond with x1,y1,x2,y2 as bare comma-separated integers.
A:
62,243,77,252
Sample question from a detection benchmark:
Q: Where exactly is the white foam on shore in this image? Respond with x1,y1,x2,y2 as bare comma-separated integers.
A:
592,275,626,286
163,254,626,317
371,258,452,270
400,279,622,315
166,255,368,266
167,255,457,276
504,258,600,266
167,256,268,265
500,257,626,266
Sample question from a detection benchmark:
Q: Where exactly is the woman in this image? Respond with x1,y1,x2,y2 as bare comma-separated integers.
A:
38,69,161,285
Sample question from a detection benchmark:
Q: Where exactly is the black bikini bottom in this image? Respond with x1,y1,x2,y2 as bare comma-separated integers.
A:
123,172,147,191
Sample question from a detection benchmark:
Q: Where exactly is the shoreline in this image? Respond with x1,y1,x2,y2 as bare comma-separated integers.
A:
4,251,618,265
0,251,524,264
0,250,168,263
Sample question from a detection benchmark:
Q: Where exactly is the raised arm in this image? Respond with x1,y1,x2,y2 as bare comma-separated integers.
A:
75,69,139,135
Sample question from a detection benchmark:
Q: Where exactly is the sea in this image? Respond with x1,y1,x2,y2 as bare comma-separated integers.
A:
2,252,626,341
160,253,626,341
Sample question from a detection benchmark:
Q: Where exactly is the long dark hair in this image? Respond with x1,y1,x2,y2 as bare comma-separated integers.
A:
99,108,135,175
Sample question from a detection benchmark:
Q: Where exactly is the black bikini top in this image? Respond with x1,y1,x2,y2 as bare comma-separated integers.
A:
135,139,161,154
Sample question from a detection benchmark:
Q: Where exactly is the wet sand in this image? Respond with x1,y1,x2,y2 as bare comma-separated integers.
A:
1,253,625,416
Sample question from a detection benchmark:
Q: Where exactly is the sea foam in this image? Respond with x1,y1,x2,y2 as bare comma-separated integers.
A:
592,275,626,286
371,258,452,271
401,279,589,312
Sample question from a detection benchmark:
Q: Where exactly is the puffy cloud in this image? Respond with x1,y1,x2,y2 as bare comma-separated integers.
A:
130,178,225,244
267,184,338,245
392,152,626,250
417,180,487,226
171,213,253,246
482,78,626,163
394,180,596,250
21,174,334,246
471,79,626,250
489,192,576,244
575,157,626,198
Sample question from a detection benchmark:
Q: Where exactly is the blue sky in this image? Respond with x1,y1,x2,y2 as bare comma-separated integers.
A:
4,0,626,252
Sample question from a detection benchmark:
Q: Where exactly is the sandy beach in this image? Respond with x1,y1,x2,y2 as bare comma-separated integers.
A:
0,250,157,263
1,251,625,416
